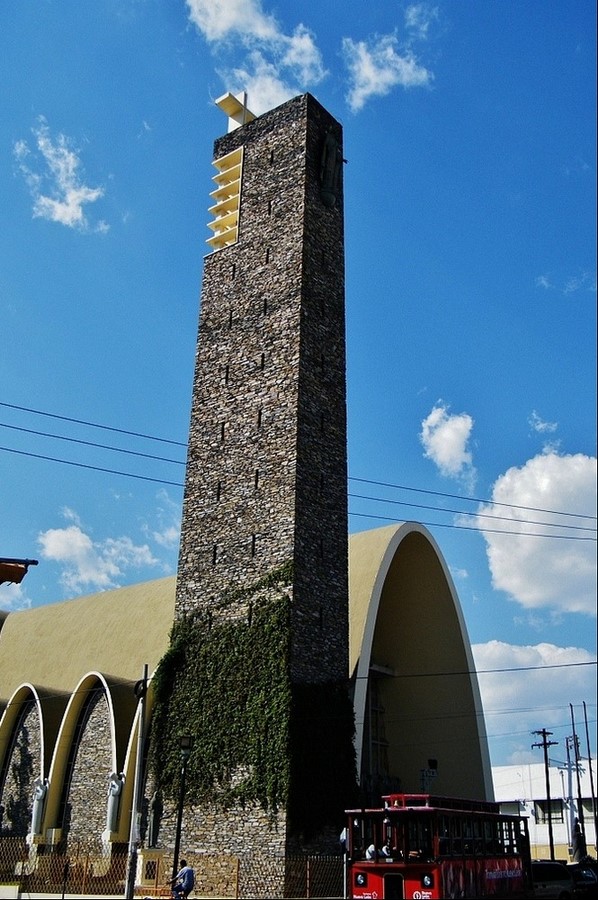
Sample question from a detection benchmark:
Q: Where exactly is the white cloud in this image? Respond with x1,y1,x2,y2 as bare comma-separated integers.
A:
535,274,553,290
186,0,279,43
143,489,181,552
226,53,297,116
281,23,326,85
472,640,597,765
535,271,596,295
0,581,32,613
475,452,597,616
528,410,558,434
187,0,435,115
420,402,476,486
404,3,439,41
342,33,433,112
38,522,158,594
564,271,596,295
62,506,83,526
14,117,107,232
186,0,325,115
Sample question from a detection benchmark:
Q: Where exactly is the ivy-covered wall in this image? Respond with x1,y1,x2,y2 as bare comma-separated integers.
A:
150,562,357,844
151,572,292,814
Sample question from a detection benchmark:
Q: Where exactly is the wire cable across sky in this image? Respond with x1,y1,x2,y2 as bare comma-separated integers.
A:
1,401,596,543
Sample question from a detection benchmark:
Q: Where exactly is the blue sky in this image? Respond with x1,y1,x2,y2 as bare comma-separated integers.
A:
0,0,595,769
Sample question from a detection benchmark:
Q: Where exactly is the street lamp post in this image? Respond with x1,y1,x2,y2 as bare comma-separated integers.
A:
172,735,193,883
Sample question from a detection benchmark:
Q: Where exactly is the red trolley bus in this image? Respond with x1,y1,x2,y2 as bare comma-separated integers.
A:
344,793,533,899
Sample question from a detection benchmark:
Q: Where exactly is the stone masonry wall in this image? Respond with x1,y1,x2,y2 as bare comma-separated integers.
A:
176,94,347,682
169,94,351,861
64,689,113,847
0,703,40,836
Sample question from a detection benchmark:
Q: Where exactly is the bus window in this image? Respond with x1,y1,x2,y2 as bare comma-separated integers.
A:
472,818,483,855
451,815,462,854
390,820,407,859
483,819,494,853
407,817,433,860
463,817,473,855
438,815,451,856
499,819,516,855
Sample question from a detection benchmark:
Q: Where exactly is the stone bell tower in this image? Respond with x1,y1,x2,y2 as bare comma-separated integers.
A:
167,92,355,862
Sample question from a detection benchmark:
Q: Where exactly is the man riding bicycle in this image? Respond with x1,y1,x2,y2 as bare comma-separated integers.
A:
170,858,194,899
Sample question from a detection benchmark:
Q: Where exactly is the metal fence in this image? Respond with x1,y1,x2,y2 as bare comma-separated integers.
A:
0,837,345,898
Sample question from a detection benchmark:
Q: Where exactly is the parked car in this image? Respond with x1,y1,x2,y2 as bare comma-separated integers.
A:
568,861,598,898
532,860,575,899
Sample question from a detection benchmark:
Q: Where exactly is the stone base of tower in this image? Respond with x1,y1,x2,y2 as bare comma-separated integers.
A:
152,797,345,899
149,676,357,855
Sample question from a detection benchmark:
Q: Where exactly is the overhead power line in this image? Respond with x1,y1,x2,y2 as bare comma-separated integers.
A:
0,422,185,465
349,511,595,542
0,401,187,447
0,445,184,488
349,491,596,534
1,402,595,538
353,660,597,680
2,441,593,542
350,476,597,522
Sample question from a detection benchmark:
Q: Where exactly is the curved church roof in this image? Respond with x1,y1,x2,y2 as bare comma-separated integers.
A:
349,522,493,799
0,576,176,699
0,524,493,802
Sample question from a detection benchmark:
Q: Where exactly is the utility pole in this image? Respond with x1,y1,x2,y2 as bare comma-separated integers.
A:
532,729,558,860
565,738,577,844
570,705,586,832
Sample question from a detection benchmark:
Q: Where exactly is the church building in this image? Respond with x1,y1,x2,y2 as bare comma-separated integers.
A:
0,93,492,893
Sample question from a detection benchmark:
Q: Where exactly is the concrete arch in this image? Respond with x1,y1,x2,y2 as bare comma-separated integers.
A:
0,685,46,785
349,522,493,802
119,677,158,845
0,684,48,836
43,671,137,844
0,683,72,818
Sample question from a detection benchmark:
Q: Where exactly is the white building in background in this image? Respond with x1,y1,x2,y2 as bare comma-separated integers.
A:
493,758,597,861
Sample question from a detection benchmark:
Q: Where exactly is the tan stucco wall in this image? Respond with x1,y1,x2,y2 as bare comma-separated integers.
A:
0,576,176,701
349,523,494,801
